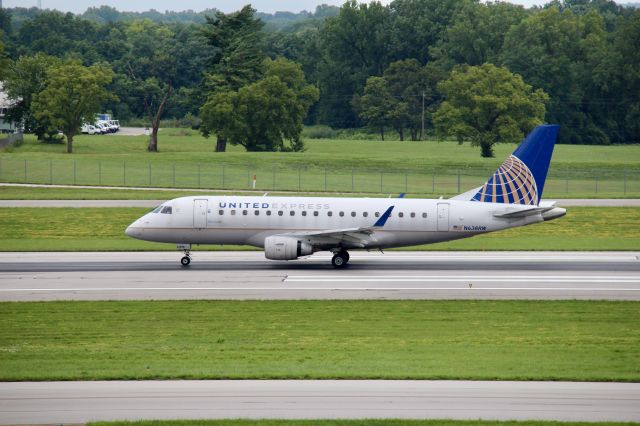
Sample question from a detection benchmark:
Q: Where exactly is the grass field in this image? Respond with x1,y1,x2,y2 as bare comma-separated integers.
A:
1,131,638,197
0,185,400,200
1,300,638,382
88,420,640,426
0,207,638,251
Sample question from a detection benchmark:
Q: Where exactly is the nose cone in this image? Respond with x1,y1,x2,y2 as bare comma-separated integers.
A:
125,220,143,239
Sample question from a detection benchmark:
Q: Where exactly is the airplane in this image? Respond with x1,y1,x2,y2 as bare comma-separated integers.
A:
125,124,566,268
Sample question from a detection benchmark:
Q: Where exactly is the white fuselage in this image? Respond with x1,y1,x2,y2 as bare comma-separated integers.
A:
125,195,549,251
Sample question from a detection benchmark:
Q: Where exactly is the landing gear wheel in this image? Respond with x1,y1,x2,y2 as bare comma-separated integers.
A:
331,251,349,268
181,256,191,266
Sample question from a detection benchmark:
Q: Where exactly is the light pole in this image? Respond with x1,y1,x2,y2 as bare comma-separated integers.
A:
421,91,425,140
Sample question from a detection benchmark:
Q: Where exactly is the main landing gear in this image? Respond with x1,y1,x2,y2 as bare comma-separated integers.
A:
331,250,350,268
178,243,191,267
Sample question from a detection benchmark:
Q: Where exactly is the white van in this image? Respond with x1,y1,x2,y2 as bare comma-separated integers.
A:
81,124,98,135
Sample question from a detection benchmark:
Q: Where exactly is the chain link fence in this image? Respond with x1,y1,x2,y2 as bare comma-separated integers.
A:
0,157,638,197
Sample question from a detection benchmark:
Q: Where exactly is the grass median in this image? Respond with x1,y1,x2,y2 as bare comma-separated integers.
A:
1,300,639,382
0,206,637,251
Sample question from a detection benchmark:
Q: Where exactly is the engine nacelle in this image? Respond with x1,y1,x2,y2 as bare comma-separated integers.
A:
264,236,313,260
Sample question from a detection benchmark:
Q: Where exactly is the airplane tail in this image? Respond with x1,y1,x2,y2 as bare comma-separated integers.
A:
467,125,560,206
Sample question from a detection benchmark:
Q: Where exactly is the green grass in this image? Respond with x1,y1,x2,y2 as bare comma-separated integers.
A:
0,207,637,251
1,131,638,197
0,185,407,200
88,421,640,426
1,300,638,381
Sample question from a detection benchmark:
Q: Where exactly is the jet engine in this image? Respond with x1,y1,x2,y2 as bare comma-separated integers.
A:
264,236,313,260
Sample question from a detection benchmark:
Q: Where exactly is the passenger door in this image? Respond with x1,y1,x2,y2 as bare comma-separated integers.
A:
437,203,449,232
193,199,208,229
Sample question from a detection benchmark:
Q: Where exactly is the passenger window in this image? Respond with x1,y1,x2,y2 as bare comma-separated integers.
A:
231,210,236,215
254,210,260,216
302,211,307,217
351,212,356,217
242,210,247,215
422,212,427,218
161,206,172,214
290,211,295,216
327,211,333,217
219,210,224,215
267,211,272,216
363,212,368,217
278,211,284,216
410,212,415,218
339,211,344,217
399,212,404,218
375,212,380,217
313,211,319,217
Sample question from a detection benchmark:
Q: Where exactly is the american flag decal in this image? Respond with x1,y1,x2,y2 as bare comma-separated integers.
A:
471,155,538,205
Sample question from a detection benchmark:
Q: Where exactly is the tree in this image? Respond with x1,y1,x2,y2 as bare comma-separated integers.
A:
316,0,392,128
201,5,265,152
119,19,177,152
32,62,114,153
431,1,528,68
501,6,608,144
383,59,444,140
353,76,393,140
3,53,61,140
433,63,549,158
200,58,319,152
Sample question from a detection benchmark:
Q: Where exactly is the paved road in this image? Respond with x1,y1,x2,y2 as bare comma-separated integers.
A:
1,198,639,207
1,380,638,424
1,251,638,301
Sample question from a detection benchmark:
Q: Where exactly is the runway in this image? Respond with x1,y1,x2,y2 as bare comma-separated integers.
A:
1,251,638,301
1,380,639,424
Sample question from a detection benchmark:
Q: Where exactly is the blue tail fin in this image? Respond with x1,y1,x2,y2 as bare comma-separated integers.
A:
470,125,560,206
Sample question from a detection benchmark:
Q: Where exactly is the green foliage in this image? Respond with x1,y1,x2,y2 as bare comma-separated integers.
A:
3,53,61,140
202,5,265,93
1,2,639,147
434,63,549,157
355,60,444,141
201,58,319,152
31,61,114,153
1,300,639,381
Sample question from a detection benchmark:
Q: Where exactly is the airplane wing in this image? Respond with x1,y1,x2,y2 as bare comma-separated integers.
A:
277,206,395,247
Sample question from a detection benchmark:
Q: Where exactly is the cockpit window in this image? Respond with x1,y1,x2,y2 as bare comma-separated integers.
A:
161,206,173,214
151,206,162,213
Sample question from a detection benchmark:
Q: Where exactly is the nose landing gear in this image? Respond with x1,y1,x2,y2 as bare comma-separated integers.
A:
178,244,192,267
331,250,350,268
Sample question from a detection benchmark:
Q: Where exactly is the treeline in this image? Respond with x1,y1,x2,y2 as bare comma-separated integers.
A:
0,0,639,148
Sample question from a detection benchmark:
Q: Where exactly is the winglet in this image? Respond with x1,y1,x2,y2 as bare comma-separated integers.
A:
398,193,406,198
374,206,394,227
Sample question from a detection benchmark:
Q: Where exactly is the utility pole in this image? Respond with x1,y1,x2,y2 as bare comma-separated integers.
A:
421,91,425,141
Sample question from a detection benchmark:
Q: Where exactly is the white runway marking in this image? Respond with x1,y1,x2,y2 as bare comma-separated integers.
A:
285,275,640,283
2,287,640,292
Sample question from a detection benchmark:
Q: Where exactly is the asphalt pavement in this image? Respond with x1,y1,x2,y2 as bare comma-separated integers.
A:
1,251,638,301
1,380,638,424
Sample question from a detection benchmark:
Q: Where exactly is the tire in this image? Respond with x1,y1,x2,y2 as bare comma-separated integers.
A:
341,251,350,263
331,252,348,268
181,256,191,266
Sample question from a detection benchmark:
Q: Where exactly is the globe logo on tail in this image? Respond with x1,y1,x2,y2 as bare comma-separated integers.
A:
471,155,538,205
